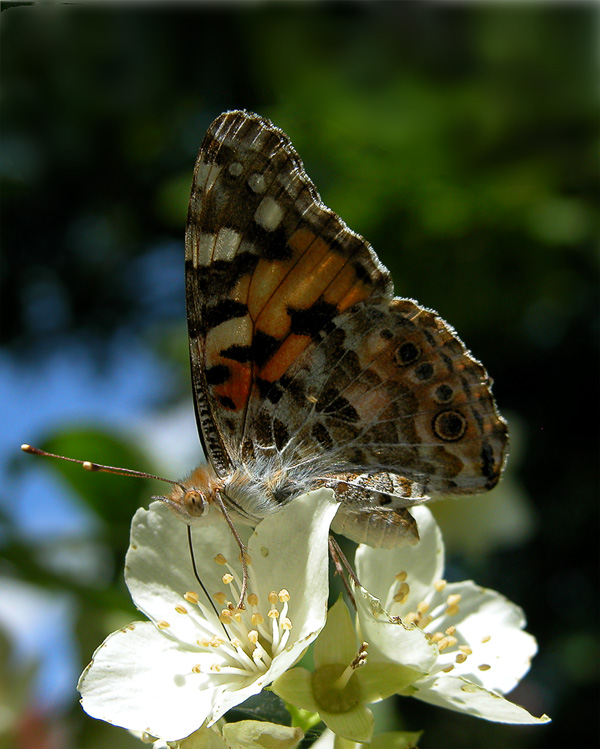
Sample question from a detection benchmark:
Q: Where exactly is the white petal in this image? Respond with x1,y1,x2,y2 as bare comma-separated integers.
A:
355,507,444,612
78,621,221,740
426,581,538,694
411,675,550,724
125,502,241,644
355,586,438,675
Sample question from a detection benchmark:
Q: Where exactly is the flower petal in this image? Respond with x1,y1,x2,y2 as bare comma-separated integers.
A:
426,581,538,694
78,621,218,740
271,667,319,713
313,598,358,668
410,674,550,724
355,586,437,675
355,507,444,612
358,663,421,703
319,703,374,743
221,720,304,748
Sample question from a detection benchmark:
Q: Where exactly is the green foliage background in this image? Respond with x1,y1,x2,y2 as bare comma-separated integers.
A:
1,3,598,748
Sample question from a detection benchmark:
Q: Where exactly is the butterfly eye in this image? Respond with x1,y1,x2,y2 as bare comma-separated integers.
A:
183,489,208,517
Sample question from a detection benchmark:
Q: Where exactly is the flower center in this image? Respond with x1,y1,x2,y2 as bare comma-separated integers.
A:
310,643,368,714
181,552,294,676
311,664,361,713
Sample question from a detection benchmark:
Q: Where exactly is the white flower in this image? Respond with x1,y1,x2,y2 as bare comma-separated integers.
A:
78,488,339,741
355,506,550,725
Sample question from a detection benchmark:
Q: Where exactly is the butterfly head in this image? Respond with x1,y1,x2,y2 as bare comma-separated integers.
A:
158,465,221,525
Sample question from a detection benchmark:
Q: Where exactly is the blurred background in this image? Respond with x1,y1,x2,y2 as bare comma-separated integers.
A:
1,3,598,748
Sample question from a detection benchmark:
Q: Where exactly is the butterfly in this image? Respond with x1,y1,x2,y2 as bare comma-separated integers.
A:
165,110,508,560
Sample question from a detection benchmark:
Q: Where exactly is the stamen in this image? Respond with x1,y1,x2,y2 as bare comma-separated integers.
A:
268,591,279,605
248,630,259,645
214,592,227,605
214,554,227,565
434,579,447,592
157,621,170,629
445,625,456,636
459,646,472,655
210,664,222,672
478,664,491,671
455,653,467,664
268,608,279,619
210,637,223,647
437,635,458,651
222,573,234,584
219,610,233,625
184,591,200,604
393,582,410,603
251,613,264,626
481,635,491,643
175,606,188,615
278,589,290,602
192,664,202,673
280,617,292,630
395,571,407,581
247,593,259,606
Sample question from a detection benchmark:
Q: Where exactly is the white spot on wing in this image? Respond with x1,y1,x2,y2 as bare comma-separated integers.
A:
192,233,216,267
213,228,242,262
254,197,283,232
195,160,222,192
248,173,266,194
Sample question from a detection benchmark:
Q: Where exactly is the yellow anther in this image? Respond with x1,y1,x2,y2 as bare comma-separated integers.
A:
248,630,259,644
251,613,264,626
437,635,458,652
455,653,467,664
434,579,447,592
459,646,472,655
268,608,279,619
219,610,233,624
481,635,491,643
445,625,456,636
278,589,290,602
214,592,227,605
447,593,462,607
184,591,200,604
393,582,410,603
417,601,430,615
268,591,279,605
280,617,292,630
175,605,188,615
247,593,259,606
395,570,408,581
478,664,491,671
210,637,223,647
210,663,221,672
214,554,227,565
222,573,234,584
157,620,170,629
192,664,202,673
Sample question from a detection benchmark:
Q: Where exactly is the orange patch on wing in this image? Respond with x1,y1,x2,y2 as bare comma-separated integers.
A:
214,360,252,411
322,262,373,311
259,333,313,383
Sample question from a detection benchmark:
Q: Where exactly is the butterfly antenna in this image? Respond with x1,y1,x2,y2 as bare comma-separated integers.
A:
21,444,187,493
186,525,232,642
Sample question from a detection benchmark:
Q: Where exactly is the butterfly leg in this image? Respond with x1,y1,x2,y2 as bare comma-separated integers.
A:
213,490,250,609
328,535,359,608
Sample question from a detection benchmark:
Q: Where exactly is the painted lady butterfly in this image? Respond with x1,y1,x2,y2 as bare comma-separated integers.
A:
166,110,508,552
